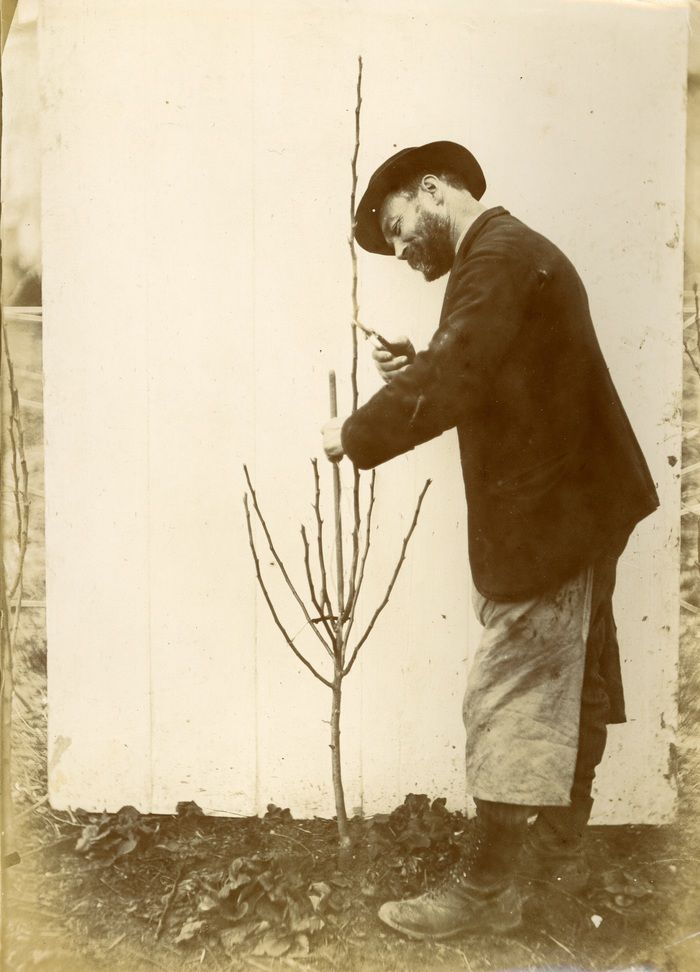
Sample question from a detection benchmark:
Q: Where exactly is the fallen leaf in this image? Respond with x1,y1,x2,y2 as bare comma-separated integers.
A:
290,933,310,957
252,930,292,957
309,881,331,912
197,895,219,914
219,924,254,952
112,836,138,859
175,918,205,944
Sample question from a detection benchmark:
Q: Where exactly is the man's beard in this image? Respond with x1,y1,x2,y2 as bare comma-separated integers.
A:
405,211,455,282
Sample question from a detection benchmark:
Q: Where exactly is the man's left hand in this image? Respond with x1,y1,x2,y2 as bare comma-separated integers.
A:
322,417,345,462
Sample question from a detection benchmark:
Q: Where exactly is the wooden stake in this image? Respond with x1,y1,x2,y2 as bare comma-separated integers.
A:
329,371,344,621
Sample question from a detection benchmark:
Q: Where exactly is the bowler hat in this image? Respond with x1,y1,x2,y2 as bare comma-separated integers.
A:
354,140,486,255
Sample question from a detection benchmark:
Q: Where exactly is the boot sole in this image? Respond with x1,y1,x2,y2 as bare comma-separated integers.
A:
378,904,522,941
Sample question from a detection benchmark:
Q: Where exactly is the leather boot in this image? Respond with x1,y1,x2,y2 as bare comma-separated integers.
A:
377,801,528,940
525,797,593,893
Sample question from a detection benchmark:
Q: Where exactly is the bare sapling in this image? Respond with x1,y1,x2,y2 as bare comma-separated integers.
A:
0,314,31,919
243,57,431,861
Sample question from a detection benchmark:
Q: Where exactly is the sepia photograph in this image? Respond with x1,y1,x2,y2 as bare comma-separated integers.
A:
1,1,699,969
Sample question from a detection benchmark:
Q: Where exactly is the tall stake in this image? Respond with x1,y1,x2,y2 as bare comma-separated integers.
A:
329,371,344,629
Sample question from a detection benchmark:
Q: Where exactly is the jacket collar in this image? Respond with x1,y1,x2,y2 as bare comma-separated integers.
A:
455,206,509,262
441,207,509,312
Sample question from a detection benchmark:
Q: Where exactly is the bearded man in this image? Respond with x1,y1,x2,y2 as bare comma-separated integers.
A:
321,142,659,940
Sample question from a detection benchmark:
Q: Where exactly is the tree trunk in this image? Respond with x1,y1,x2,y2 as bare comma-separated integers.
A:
330,675,352,865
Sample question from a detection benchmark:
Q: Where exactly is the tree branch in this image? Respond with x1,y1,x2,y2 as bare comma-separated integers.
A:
1,317,30,899
243,465,331,656
301,525,336,647
349,54,363,416
2,321,30,600
344,464,361,626
344,56,364,638
343,478,431,676
343,469,375,643
311,459,333,618
684,338,700,382
244,495,332,688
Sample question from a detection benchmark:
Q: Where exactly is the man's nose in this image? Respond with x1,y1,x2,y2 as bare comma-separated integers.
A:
394,239,408,260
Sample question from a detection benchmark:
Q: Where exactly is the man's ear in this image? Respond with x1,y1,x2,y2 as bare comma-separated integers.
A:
419,174,444,205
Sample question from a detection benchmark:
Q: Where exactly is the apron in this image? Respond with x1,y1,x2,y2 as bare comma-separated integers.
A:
464,566,594,807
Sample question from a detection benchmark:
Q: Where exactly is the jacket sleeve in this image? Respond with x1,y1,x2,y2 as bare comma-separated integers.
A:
341,236,541,470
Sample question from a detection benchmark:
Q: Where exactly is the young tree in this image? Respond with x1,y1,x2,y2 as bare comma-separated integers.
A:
243,57,431,860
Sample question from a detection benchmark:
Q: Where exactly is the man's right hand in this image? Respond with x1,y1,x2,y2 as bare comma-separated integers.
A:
372,336,416,384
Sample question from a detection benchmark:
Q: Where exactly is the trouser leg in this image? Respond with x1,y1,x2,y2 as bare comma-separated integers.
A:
466,799,531,888
531,544,624,868
531,634,608,854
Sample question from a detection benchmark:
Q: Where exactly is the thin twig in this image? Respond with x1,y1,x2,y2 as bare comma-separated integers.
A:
1,317,30,933
154,863,185,941
343,469,376,643
244,466,332,657
543,931,577,961
328,372,345,657
244,495,332,688
16,793,48,820
9,393,30,599
349,55,363,415
345,56,364,627
3,321,31,600
269,828,315,858
684,337,700,381
10,578,24,646
19,834,75,858
344,478,431,675
311,459,333,618
344,467,362,629
106,932,127,952
300,526,335,646
667,929,700,949
100,876,131,901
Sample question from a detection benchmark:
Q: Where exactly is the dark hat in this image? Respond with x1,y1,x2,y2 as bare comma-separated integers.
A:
354,140,486,255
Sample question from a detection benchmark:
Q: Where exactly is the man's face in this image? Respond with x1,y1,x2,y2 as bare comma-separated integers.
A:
379,188,455,282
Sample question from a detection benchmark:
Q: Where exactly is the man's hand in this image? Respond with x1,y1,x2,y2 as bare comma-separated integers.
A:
322,417,345,462
373,336,416,383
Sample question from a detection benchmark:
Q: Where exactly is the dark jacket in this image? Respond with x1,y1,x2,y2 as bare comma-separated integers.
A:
341,207,659,601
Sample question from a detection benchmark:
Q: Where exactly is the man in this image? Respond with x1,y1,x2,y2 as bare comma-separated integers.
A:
322,141,659,940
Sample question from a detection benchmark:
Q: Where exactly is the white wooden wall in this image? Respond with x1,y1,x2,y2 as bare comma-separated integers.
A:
41,0,688,823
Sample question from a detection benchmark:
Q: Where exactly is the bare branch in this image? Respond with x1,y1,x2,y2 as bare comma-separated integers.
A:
343,469,376,642
8,392,30,600
301,525,336,648
2,320,30,601
243,465,331,656
1,317,30,886
244,495,332,688
349,55,363,415
311,459,333,618
344,465,362,626
344,59,364,651
329,373,345,626
684,337,700,382
10,579,24,647
343,478,431,676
